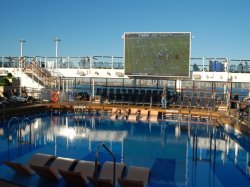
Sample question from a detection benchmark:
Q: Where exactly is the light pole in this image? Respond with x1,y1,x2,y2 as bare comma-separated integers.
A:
19,39,26,57
19,39,26,69
54,37,61,68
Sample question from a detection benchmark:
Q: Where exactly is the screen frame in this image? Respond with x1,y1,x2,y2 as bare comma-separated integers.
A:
123,32,192,78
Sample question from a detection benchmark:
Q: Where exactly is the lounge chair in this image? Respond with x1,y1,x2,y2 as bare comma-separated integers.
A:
30,157,77,180
139,109,149,121
118,166,150,187
207,97,216,110
4,153,56,175
198,97,208,109
58,160,95,185
128,108,139,121
149,110,158,122
10,95,28,103
182,96,190,108
117,108,129,120
87,161,126,187
109,107,120,120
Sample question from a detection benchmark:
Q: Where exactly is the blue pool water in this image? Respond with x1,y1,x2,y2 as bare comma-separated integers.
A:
0,112,250,187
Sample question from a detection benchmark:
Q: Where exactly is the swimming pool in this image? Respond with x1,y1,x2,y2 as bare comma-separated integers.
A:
0,112,249,187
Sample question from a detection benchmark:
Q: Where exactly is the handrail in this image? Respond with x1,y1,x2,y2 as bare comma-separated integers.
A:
7,117,20,160
24,59,56,87
52,68,65,77
21,118,32,152
7,117,33,161
31,61,55,82
94,143,116,187
7,117,20,143
192,131,198,164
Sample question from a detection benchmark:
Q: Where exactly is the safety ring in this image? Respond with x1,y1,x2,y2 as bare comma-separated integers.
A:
51,91,59,102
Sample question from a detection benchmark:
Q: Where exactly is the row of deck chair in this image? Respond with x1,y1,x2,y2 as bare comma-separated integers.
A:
97,88,163,106
170,96,216,110
99,91,217,110
104,93,160,106
0,92,38,107
4,153,150,187
109,107,159,122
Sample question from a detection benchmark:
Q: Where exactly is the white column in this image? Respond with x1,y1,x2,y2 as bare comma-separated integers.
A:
19,39,26,57
19,39,26,68
202,57,205,71
92,78,95,98
176,80,182,92
112,56,114,69
54,38,61,69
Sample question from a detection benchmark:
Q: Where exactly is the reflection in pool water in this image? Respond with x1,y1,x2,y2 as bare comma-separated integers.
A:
0,113,249,187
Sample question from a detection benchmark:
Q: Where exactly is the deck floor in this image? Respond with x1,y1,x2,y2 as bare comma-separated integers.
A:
0,101,249,135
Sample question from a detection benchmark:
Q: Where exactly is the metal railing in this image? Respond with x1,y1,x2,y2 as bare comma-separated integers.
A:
1,56,250,73
94,143,116,187
192,126,217,170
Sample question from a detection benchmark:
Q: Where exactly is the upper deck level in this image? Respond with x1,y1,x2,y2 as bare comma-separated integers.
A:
0,56,250,83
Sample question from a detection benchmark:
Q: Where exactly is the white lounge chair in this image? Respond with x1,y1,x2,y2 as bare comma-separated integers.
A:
58,160,96,185
128,108,139,121
139,110,149,121
30,157,77,180
118,166,150,187
149,110,158,122
88,161,126,186
4,153,56,175
117,108,129,120
109,107,120,120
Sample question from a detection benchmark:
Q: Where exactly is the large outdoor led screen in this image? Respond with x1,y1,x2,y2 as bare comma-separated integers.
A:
124,32,191,77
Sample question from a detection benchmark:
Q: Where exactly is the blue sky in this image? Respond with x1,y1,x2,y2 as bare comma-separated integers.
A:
0,0,249,59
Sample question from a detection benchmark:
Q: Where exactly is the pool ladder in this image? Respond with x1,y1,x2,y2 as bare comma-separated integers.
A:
7,117,32,161
192,129,217,169
93,143,116,187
